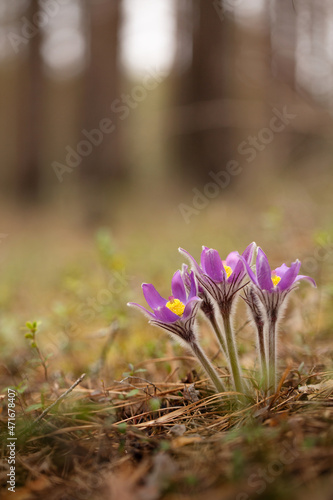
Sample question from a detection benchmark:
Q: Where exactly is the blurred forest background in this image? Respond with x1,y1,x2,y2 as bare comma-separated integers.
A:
0,0,332,363
1,0,333,203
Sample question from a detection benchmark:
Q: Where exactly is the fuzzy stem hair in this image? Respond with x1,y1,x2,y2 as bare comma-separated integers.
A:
190,339,226,394
220,309,245,398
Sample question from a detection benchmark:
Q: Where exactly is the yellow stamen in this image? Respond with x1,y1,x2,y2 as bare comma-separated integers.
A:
223,264,233,279
166,298,185,316
271,274,281,287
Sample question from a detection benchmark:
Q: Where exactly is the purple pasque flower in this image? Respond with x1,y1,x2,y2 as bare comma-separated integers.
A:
244,247,316,320
181,263,213,315
180,243,256,398
128,270,227,394
181,263,228,356
243,247,316,394
179,242,256,313
127,270,202,344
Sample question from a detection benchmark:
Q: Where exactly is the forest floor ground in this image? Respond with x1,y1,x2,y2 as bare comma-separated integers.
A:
0,188,332,500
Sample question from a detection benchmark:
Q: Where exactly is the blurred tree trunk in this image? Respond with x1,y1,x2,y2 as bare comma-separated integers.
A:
81,0,121,184
16,0,42,200
173,0,234,181
270,0,296,87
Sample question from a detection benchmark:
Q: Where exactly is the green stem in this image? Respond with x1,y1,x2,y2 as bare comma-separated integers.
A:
221,312,244,395
207,312,227,356
190,341,226,393
33,333,48,382
257,323,267,390
268,319,277,395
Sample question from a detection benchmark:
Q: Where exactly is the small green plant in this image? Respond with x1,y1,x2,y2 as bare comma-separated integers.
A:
122,363,147,378
24,321,50,382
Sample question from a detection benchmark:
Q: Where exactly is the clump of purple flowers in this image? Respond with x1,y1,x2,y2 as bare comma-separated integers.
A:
242,248,316,394
128,270,226,394
128,243,316,404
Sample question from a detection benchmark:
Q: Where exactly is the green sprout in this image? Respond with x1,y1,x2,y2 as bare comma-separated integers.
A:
24,321,49,382
122,363,147,378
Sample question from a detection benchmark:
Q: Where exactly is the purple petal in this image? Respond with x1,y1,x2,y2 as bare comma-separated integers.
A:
277,260,301,291
274,263,290,278
171,270,187,303
127,302,155,319
154,305,179,323
181,263,192,291
188,271,198,299
225,251,241,271
240,256,258,285
142,283,166,309
256,248,273,291
294,275,317,288
183,296,202,319
178,248,202,275
229,257,245,283
242,242,256,264
201,246,224,282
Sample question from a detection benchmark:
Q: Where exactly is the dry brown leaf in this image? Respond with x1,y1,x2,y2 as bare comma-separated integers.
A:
26,475,52,492
1,488,35,500
171,436,202,448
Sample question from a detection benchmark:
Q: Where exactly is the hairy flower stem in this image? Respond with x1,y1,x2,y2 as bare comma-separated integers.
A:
190,340,226,393
256,322,268,389
268,319,277,395
206,310,227,356
221,312,244,396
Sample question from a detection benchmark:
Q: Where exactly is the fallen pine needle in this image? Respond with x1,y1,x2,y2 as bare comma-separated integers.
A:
33,373,86,424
